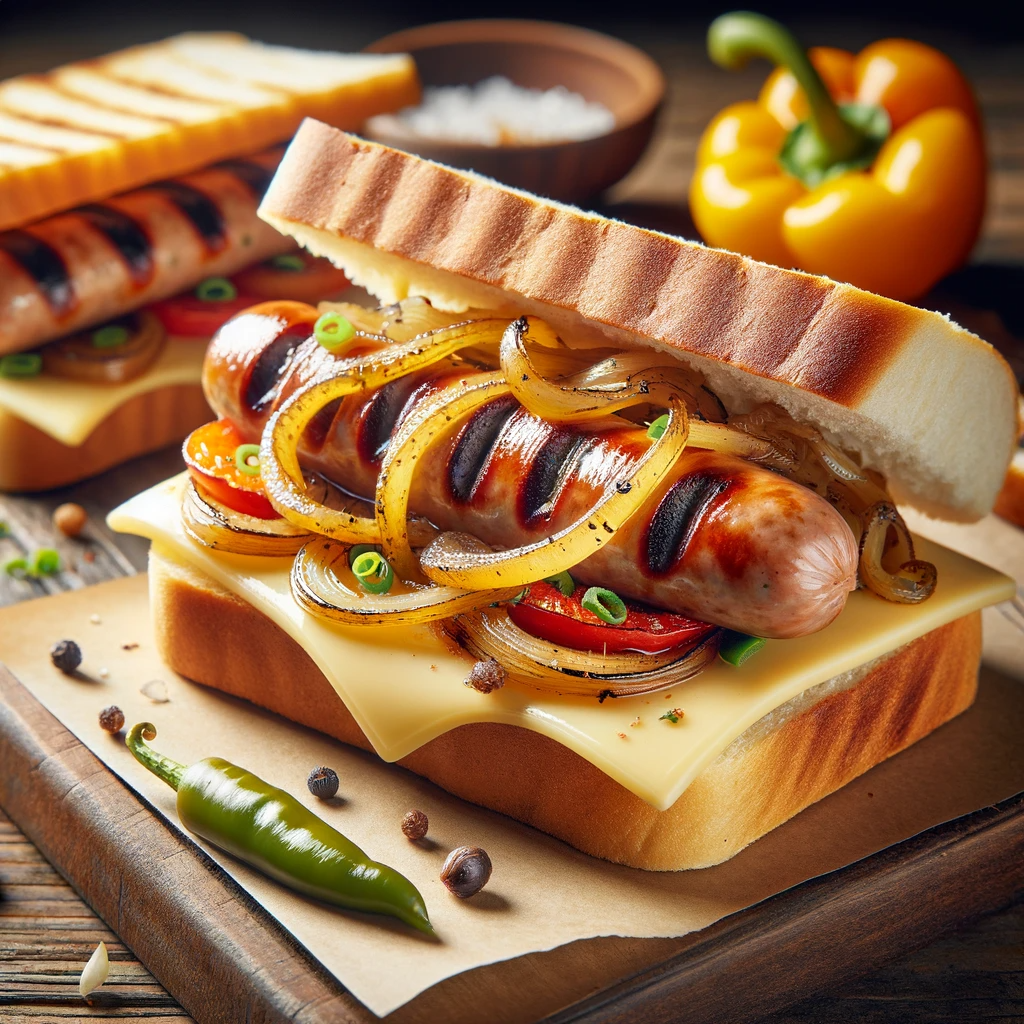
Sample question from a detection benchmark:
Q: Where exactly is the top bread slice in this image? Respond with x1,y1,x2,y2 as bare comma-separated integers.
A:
258,119,1019,523
0,35,419,231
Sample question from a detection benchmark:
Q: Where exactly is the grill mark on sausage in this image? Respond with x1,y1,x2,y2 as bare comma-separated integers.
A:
0,229,74,316
145,180,226,253
356,375,429,465
77,203,154,287
645,473,730,576
519,428,590,526
243,327,310,413
447,395,520,503
216,158,275,200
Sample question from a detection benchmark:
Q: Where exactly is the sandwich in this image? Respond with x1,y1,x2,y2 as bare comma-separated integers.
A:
110,121,1019,871
0,36,418,491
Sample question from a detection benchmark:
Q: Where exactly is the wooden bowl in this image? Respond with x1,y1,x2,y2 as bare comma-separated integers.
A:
363,20,665,204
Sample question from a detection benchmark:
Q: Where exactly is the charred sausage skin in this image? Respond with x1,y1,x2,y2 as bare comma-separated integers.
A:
0,150,291,355
203,301,860,638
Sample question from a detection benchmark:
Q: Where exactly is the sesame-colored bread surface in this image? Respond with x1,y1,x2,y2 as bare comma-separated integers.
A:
259,120,1019,524
149,549,980,871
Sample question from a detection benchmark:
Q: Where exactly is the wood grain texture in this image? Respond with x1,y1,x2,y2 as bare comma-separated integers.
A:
0,15,1022,1024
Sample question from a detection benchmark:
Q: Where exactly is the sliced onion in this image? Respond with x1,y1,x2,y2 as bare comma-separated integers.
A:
291,536,520,626
419,395,690,590
182,481,310,556
859,501,937,603
377,372,511,583
500,316,775,459
319,296,497,342
442,607,722,697
43,311,166,384
260,318,508,542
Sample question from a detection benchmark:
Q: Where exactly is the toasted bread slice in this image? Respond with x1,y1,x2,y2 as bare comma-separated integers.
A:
257,120,1019,523
0,35,419,231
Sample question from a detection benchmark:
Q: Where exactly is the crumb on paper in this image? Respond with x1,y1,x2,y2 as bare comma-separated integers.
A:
83,550,95,563
99,667,109,679
89,614,101,625
140,679,169,703
660,708,685,724
629,716,641,728
121,642,139,651
79,940,109,999
617,732,628,740
663,693,673,699
429,664,438,672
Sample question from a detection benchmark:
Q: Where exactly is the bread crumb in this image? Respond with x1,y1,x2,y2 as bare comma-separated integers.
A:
121,642,139,651
99,667,108,679
89,614,101,625
617,732,627,740
430,664,437,672
629,716,641,728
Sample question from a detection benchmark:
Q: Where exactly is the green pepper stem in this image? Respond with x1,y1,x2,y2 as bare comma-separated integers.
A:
707,11,866,165
126,723,186,791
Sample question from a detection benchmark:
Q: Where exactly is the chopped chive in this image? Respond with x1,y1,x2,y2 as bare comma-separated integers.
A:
314,311,356,351
719,632,767,667
582,586,627,625
0,353,43,378
195,277,237,302
91,324,129,348
352,550,394,595
646,414,669,440
269,254,306,272
543,570,575,597
233,444,261,476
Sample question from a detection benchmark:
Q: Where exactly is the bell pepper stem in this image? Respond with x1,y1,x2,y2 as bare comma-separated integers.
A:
707,11,865,164
126,722,185,792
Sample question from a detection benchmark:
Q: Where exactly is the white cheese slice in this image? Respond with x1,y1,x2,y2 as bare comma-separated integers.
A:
109,474,1016,810
0,337,205,446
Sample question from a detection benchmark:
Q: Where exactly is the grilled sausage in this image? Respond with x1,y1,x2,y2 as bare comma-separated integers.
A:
0,150,292,355
204,302,860,638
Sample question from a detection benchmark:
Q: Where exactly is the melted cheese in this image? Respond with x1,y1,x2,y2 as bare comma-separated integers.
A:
0,337,205,446
109,475,1016,810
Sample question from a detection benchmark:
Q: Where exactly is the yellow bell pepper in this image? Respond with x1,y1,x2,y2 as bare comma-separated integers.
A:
689,13,986,301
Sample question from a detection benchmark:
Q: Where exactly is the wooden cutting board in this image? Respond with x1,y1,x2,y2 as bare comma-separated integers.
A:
1,652,1022,1024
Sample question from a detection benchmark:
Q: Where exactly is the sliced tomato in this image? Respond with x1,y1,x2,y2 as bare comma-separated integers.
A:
507,582,715,655
183,419,279,519
150,293,260,338
231,253,351,303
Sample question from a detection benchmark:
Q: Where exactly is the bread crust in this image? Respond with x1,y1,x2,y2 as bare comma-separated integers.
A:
995,450,1024,529
149,548,981,871
259,120,1019,522
0,385,209,491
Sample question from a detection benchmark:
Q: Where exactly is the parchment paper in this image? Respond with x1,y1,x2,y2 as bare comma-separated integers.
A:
0,527,1021,1016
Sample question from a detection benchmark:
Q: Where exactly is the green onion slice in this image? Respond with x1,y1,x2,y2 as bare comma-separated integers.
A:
352,550,394,595
581,586,628,625
646,414,669,440
270,254,306,272
314,311,356,351
4,557,29,578
0,353,43,378
719,632,767,667
543,570,575,597
234,443,261,476
195,277,238,302
91,324,130,348
348,544,380,567
32,548,60,575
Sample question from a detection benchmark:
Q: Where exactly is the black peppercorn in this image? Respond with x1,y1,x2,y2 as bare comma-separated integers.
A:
306,766,339,799
402,809,429,841
98,706,125,734
50,639,82,675
440,846,492,898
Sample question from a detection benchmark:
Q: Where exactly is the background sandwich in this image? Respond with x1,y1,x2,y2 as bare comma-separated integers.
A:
111,122,1019,871
0,35,418,491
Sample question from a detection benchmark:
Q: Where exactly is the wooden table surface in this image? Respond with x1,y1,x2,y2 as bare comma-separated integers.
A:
0,15,1022,1023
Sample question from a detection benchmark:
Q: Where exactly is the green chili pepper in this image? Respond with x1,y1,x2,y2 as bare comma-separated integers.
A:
646,414,669,440
234,443,261,476
314,311,356,350
582,586,628,625
719,631,767,667
126,723,433,935
352,550,394,594
0,353,43,378
196,277,237,302
543,570,575,597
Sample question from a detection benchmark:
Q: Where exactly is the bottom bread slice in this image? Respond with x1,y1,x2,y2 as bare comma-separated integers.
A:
149,548,982,871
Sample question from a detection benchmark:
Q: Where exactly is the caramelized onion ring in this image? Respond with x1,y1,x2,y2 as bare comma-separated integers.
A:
292,537,520,626
858,502,937,603
442,608,722,697
419,394,690,591
42,311,166,384
260,319,508,542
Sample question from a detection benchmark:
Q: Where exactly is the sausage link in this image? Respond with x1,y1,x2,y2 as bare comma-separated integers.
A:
204,304,859,638
0,149,292,355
